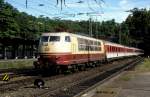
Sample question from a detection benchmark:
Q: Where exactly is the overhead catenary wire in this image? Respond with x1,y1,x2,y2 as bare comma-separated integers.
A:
25,0,103,16
7,0,67,18
6,0,104,20
15,0,81,19
25,0,61,12
87,0,96,12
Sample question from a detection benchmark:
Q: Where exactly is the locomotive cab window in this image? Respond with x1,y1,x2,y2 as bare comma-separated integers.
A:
65,36,71,42
49,36,60,42
40,36,49,42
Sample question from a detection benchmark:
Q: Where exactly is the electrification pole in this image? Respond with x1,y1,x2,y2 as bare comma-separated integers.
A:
95,16,98,39
119,25,122,44
89,16,93,37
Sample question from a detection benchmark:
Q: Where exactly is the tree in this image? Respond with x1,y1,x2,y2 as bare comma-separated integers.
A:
0,2,19,38
125,8,150,55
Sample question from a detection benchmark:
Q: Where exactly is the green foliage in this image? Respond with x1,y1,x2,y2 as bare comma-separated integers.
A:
119,74,132,81
125,8,150,55
1,1,150,56
0,59,34,69
0,1,123,42
0,2,19,38
135,58,150,72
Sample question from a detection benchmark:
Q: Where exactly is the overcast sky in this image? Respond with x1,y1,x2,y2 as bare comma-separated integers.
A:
5,0,150,23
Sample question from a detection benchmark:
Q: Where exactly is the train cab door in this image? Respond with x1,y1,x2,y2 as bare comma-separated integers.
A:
71,36,78,53
71,43,76,54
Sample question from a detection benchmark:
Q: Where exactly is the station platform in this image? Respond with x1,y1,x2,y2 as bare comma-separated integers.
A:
81,58,150,97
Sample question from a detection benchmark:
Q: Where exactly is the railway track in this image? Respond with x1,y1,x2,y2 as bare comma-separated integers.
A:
74,57,144,97
0,67,67,93
38,57,143,97
0,68,35,79
0,69,40,93
0,57,142,97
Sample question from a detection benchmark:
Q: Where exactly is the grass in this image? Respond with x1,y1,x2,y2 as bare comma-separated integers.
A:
0,59,35,69
135,58,150,72
118,58,150,81
119,74,132,81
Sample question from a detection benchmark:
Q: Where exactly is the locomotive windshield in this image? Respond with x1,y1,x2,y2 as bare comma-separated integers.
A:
40,36,49,42
49,36,60,42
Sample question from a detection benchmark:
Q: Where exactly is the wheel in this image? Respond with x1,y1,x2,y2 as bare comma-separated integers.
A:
33,61,41,69
78,65,86,71
34,79,45,88
55,67,62,74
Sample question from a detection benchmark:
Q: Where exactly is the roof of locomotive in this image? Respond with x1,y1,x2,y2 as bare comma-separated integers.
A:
41,32,103,42
41,32,70,36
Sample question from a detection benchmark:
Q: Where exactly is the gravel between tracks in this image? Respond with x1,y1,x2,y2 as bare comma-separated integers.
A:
0,58,135,97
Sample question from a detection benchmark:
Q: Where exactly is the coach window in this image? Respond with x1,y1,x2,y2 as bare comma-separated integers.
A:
94,41,97,45
89,40,93,45
65,36,71,42
107,46,109,52
98,42,101,46
111,46,113,52
86,45,89,51
100,47,102,51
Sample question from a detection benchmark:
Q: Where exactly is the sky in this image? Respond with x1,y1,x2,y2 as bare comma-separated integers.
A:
5,0,150,23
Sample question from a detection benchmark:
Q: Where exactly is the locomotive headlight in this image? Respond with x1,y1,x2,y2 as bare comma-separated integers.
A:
56,56,60,60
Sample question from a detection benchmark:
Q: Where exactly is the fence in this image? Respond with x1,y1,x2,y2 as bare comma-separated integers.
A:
0,37,39,59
